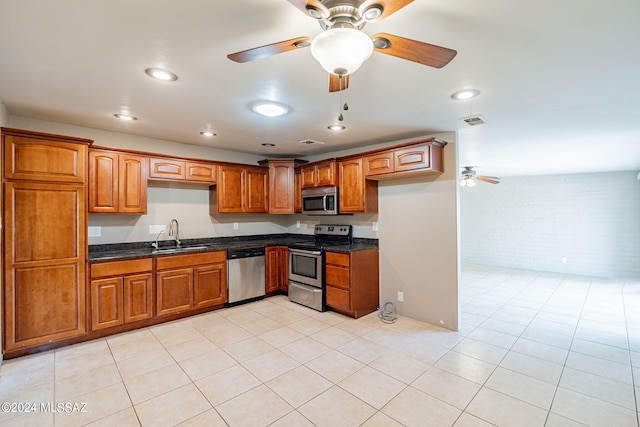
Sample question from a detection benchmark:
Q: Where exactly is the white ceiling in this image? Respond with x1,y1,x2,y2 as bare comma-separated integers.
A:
1,0,639,177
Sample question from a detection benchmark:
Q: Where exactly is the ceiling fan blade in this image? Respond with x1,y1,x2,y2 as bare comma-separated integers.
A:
227,36,311,63
359,0,414,23
477,176,501,184
329,74,350,92
372,33,457,68
287,0,329,18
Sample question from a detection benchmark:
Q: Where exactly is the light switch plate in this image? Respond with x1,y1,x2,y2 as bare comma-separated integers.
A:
88,226,101,237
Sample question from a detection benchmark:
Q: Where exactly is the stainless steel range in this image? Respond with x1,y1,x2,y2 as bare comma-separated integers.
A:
288,224,352,311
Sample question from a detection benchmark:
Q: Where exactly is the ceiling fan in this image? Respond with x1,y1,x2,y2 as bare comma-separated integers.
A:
460,166,501,187
227,0,457,92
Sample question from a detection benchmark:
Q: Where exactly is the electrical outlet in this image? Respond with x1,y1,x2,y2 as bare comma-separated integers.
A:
233,222,239,230
149,225,166,234
372,222,378,232
296,221,301,228
88,226,101,237
397,291,404,302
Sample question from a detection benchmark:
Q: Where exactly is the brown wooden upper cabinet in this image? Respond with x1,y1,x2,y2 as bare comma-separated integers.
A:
300,160,337,189
89,149,147,214
339,157,378,214
148,157,217,184
210,165,268,214
259,158,307,214
364,139,445,179
4,130,87,183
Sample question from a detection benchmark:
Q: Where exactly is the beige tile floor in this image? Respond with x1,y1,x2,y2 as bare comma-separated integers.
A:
1,264,640,426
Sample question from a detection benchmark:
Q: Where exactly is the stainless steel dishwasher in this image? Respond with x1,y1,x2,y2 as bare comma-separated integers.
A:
227,247,265,305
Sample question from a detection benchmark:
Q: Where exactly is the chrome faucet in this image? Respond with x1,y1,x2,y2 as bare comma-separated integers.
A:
168,219,181,247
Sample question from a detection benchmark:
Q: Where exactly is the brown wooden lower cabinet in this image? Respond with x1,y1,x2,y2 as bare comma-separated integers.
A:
265,246,289,295
90,258,153,330
156,268,194,316
325,249,379,318
156,251,227,316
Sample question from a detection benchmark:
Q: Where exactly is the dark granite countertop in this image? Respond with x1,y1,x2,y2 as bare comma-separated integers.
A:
88,233,378,262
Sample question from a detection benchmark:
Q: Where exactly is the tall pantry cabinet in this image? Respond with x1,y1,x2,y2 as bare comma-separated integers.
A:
2,128,91,355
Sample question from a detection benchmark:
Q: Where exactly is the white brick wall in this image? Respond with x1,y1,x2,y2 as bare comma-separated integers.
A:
460,171,640,278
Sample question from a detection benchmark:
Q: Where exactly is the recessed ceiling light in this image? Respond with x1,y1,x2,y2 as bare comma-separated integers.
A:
252,102,289,118
145,67,178,81
114,113,138,121
261,143,276,147
451,89,480,100
328,124,345,131
200,131,216,137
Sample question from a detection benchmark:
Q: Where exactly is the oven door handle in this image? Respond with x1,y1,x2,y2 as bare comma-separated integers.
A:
289,248,323,256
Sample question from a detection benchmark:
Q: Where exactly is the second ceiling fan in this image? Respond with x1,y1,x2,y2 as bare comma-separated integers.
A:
227,0,457,92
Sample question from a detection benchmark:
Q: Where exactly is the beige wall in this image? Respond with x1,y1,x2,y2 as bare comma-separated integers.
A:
377,137,460,330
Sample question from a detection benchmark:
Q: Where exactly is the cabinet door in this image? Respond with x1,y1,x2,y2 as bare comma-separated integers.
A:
193,263,227,308
91,277,124,330
149,158,186,180
119,154,147,214
268,161,295,214
394,143,430,173
339,158,365,213
4,133,88,183
3,177,86,351
89,150,119,213
278,247,289,293
216,165,244,213
186,162,216,183
156,268,193,316
294,169,302,213
245,167,268,213
316,162,335,187
265,247,280,294
301,166,316,188
364,151,394,176
124,273,153,323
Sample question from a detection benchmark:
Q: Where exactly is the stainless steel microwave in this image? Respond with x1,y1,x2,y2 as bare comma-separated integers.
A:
301,187,338,215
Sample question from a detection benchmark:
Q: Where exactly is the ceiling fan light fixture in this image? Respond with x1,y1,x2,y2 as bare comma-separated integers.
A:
459,177,476,187
451,89,480,100
311,27,373,76
252,101,289,117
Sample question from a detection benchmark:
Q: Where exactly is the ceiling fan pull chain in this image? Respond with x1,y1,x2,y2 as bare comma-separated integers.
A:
338,75,344,121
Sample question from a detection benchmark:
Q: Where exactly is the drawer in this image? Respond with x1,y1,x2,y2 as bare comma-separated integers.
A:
364,151,394,176
325,265,349,289
326,252,349,267
156,251,226,270
326,285,350,311
91,258,153,278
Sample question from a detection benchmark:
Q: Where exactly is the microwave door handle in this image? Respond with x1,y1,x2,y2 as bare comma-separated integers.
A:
323,194,328,209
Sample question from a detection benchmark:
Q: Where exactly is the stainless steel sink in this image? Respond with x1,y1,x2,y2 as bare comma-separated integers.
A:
153,245,209,254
